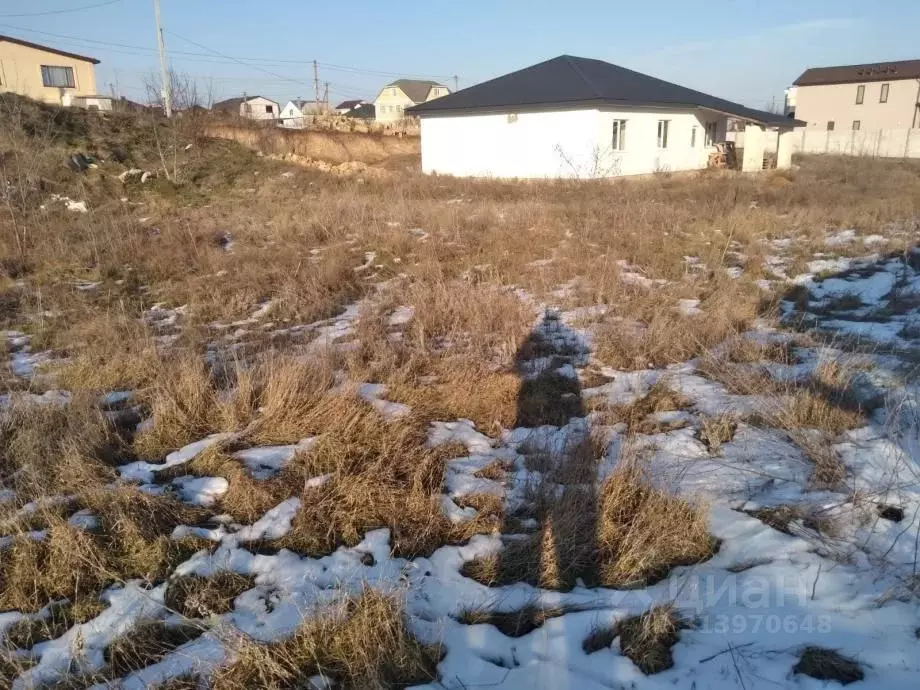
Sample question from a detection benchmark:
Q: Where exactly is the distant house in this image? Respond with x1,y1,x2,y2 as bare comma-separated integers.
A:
791,59,920,131
0,34,101,107
374,79,449,123
345,103,375,120
212,95,280,122
334,99,365,114
408,55,797,179
279,99,325,128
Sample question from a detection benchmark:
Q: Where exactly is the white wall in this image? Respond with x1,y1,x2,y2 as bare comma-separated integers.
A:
595,108,721,176
732,127,920,158
241,97,279,121
420,106,726,179
421,108,599,178
280,102,306,128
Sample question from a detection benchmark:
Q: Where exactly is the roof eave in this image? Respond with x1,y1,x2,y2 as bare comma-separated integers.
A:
410,98,799,126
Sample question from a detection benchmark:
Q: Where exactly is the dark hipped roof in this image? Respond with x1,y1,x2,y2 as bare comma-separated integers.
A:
345,103,375,119
384,79,446,104
213,95,277,111
409,55,794,126
793,59,920,86
0,34,99,64
335,99,364,110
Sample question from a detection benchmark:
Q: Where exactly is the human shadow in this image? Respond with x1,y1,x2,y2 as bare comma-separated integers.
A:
501,310,599,590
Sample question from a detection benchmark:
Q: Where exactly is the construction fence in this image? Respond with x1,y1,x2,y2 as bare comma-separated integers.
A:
728,127,920,159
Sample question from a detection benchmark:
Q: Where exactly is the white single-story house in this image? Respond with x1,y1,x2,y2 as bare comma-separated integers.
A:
279,99,325,128
408,56,800,179
212,95,280,122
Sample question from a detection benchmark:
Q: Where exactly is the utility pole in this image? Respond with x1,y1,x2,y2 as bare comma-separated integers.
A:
313,60,321,110
323,81,329,111
153,0,172,117
453,74,458,92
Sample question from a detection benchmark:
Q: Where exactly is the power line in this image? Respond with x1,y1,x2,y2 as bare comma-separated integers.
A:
0,22,455,82
0,0,122,18
164,29,309,89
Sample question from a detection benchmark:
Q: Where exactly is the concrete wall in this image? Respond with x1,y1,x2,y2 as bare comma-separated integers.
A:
419,106,727,179
0,40,97,104
732,127,920,158
794,79,920,130
797,127,920,157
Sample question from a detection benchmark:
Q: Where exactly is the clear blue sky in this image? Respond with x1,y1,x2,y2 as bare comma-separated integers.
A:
1,0,916,109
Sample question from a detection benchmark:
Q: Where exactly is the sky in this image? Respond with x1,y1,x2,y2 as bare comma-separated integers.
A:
1,0,917,110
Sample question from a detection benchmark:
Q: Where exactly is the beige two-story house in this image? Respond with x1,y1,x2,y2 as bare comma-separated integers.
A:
374,79,449,123
0,34,100,106
791,59,920,132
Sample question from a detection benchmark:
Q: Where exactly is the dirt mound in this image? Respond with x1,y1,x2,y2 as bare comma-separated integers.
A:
204,125,419,166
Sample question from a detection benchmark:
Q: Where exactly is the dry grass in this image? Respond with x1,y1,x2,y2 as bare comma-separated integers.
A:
697,414,738,454
134,353,337,459
53,312,161,392
0,488,210,615
459,604,573,638
615,605,683,675
0,396,120,507
775,389,864,436
245,400,501,558
2,97,919,687
3,599,105,650
793,646,864,685
164,572,256,618
603,380,692,434
106,619,205,677
212,590,440,689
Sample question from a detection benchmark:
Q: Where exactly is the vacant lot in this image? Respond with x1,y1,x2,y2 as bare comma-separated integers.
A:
1,95,919,689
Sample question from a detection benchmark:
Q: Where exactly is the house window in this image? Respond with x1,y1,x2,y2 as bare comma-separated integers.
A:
690,126,697,148
704,121,718,146
431,88,440,97
827,121,835,131
40,65,75,88
880,83,889,103
852,120,861,131
611,119,626,150
244,104,252,114
390,88,397,96
265,105,273,113
855,85,865,104
657,119,670,148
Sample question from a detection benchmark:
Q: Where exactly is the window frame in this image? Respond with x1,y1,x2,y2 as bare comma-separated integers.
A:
265,105,273,114
611,119,627,151
880,83,889,103
855,84,865,105
657,119,670,149
827,121,835,131
690,126,698,148
40,65,76,89
852,120,861,131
